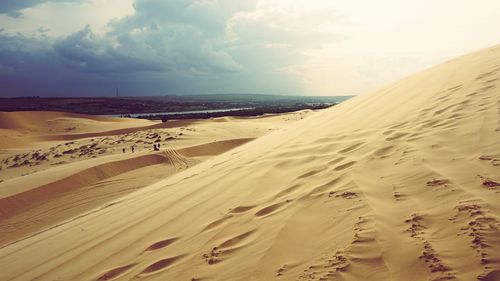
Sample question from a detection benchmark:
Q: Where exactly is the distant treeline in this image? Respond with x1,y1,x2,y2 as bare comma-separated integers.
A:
135,103,335,121
0,94,353,116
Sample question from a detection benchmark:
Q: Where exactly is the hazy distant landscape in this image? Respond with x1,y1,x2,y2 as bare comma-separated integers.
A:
0,94,353,119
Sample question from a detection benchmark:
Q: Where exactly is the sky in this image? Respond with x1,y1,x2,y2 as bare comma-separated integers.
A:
0,0,499,97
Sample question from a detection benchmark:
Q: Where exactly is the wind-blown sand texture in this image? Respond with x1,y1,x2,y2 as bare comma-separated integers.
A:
1,45,500,281
0,110,311,247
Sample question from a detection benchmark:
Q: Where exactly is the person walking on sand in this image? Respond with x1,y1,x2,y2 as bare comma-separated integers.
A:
131,146,135,153
157,143,161,150
122,148,126,153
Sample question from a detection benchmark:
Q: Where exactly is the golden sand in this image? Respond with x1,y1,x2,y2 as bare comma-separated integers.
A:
1,45,500,281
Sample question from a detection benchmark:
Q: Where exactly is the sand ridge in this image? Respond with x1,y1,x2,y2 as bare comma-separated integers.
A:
0,110,312,247
1,45,500,280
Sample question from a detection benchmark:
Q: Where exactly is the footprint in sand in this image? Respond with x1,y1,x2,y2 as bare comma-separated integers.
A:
404,213,426,237
144,237,179,252
426,179,450,187
329,191,358,199
275,263,301,277
455,203,500,270
254,201,288,217
479,270,500,281
140,255,185,274
229,205,255,214
419,241,455,278
203,230,256,265
96,263,137,281
393,191,405,201
404,213,456,279
299,250,349,280
482,179,500,188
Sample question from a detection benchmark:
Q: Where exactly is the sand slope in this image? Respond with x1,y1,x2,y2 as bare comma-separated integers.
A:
0,111,153,149
0,110,310,247
1,46,500,281
0,111,125,131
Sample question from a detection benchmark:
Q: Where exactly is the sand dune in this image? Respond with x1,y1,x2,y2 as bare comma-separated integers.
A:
1,45,500,281
0,150,191,246
0,110,310,248
0,111,153,149
0,111,121,130
42,119,199,142
0,111,152,135
0,150,189,218
178,138,255,157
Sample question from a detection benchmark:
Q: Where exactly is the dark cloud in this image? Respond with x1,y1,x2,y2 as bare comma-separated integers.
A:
53,25,166,73
0,27,172,96
107,0,253,74
0,0,334,96
0,0,83,17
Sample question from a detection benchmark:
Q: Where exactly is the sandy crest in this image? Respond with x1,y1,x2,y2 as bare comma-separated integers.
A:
1,45,500,281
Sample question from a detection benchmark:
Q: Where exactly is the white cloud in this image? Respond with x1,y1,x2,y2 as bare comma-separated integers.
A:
0,0,500,96
0,0,134,36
